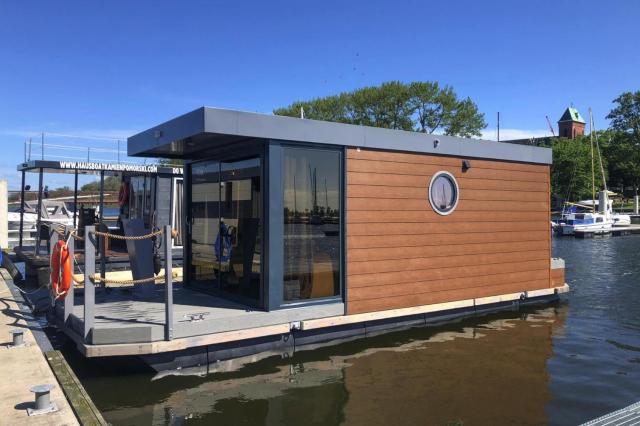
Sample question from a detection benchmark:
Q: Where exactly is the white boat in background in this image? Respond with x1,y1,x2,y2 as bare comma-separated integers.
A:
558,196,613,236
7,199,76,248
556,108,625,236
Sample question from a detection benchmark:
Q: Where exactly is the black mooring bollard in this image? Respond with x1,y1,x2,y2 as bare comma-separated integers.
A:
27,384,57,416
10,329,24,347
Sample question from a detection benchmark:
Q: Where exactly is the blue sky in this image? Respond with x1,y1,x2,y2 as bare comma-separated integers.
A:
1,0,638,189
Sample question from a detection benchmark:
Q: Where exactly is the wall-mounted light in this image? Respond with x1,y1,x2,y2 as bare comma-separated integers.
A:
433,139,440,148
154,130,164,138
462,159,471,172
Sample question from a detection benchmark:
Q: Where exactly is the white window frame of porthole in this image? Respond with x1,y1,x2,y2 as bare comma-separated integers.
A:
428,171,459,216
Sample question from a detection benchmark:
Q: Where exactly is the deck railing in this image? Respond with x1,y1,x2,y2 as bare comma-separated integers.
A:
51,224,174,344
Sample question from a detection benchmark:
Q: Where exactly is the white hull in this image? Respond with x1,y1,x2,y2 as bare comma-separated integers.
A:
560,222,613,235
612,214,631,227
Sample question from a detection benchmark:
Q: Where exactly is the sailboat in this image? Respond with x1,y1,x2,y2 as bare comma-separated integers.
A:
557,108,619,236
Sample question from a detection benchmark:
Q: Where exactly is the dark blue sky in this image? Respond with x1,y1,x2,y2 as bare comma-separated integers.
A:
1,0,638,188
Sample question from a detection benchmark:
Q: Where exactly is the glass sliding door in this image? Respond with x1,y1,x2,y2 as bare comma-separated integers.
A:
188,157,262,307
219,158,262,302
189,161,221,287
282,147,341,303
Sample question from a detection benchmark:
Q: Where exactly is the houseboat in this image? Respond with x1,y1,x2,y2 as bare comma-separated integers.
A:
52,107,567,372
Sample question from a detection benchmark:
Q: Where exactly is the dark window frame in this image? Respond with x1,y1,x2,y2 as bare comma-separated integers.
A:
184,142,267,309
268,140,345,310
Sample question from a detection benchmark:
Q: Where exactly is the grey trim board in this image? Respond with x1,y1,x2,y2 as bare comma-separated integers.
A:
128,107,552,164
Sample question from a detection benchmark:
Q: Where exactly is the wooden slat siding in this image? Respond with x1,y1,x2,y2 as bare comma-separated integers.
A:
346,148,550,173
350,240,549,262
348,172,549,191
348,281,548,314
349,269,551,301
349,186,549,202
349,250,549,275
346,148,551,315
348,222,549,236
348,210,550,224
348,230,551,249
349,198,548,212
348,159,548,182
349,260,547,288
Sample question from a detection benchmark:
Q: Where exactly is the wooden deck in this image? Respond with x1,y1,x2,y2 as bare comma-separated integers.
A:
55,284,345,345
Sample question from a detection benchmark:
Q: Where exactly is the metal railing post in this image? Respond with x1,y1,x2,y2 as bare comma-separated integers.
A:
49,226,58,305
83,226,95,343
19,170,25,248
164,225,173,341
35,168,43,255
99,232,106,287
64,226,74,326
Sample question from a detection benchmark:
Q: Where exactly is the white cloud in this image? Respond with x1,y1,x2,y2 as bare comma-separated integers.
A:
481,128,551,141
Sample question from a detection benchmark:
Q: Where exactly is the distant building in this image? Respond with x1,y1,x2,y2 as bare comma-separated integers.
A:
557,107,586,139
502,106,586,146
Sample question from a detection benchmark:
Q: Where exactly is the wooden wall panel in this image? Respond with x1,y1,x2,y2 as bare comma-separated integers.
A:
346,148,552,315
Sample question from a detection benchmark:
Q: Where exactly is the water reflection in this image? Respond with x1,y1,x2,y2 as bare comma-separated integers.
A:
77,305,566,425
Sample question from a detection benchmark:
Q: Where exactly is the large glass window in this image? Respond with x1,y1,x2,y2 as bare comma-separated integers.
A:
283,147,341,302
128,175,154,227
189,158,262,306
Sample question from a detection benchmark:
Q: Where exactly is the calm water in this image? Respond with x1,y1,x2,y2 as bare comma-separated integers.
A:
68,236,640,425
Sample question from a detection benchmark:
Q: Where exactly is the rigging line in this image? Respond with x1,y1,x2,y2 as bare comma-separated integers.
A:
42,132,125,142
29,142,124,154
591,118,608,192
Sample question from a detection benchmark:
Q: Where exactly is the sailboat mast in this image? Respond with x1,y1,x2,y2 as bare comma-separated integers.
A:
589,108,596,213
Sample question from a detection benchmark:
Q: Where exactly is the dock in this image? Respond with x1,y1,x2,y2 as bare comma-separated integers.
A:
580,401,640,425
574,225,640,238
0,268,106,425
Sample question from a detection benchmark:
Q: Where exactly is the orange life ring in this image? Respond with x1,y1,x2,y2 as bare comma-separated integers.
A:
118,181,129,206
51,240,72,300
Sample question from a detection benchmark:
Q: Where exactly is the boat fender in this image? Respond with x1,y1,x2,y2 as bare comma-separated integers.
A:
118,181,130,207
50,240,72,300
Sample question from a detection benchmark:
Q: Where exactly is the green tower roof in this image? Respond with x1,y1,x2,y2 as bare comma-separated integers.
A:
558,107,586,124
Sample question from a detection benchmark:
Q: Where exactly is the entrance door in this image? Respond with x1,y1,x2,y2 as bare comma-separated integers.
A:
188,157,262,307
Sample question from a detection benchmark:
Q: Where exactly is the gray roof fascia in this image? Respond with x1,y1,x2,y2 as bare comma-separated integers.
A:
128,106,552,165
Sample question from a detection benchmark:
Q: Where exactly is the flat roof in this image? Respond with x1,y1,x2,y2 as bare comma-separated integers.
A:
18,160,183,176
128,107,552,165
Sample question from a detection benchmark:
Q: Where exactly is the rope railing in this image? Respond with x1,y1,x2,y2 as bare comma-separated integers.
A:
91,228,164,240
71,272,176,286
52,225,178,242
50,223,176,341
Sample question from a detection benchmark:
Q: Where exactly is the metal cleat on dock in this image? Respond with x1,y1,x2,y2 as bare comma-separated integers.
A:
27,384,58,416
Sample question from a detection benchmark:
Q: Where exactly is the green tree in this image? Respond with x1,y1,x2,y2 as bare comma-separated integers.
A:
606,91,640,140
551,136,603,202
601,130,640,194
81,175,121,192
274,81,487,137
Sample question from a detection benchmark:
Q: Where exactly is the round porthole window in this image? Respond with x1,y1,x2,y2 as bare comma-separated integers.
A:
428,171,459,215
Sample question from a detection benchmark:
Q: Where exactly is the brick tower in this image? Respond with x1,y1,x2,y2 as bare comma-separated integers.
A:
558,107,586,139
